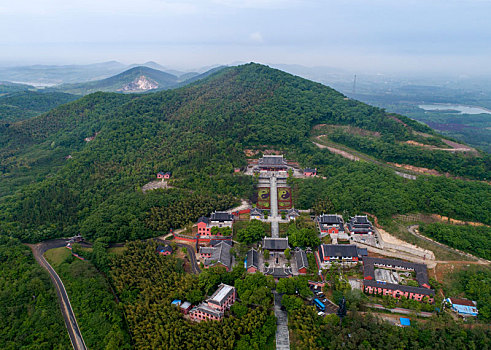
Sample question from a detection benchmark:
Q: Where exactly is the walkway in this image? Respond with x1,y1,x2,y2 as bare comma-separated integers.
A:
270,175,280,238
274,291,290,350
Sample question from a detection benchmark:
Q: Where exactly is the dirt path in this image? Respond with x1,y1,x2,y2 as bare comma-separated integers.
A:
407,225,489,265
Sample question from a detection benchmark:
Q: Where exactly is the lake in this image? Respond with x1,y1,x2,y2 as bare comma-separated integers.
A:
418,104,491,115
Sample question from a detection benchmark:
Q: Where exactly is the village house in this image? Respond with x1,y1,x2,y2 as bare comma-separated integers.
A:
294,248,309,274
250,208,264,220
156,245,173,256
257,155,288,172
316,214,345,235
245,248,259,273
347,215,374,235
362,257,435,303
445,298,479,317
318,244,365,268
303,168,317,177
189,284,236,322
197,212,234,236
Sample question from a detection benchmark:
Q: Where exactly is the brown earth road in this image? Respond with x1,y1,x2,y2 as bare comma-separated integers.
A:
407,225,490,265
28,239,87,350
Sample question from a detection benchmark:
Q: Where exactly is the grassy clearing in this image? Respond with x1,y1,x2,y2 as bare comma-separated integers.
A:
44,247,71,266
107,246,126,256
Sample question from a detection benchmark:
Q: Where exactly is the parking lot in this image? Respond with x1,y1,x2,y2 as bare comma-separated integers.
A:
310,285,338,314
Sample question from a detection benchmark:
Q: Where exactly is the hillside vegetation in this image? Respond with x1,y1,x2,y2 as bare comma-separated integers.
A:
0,90,79,122
0,236,70,349
0,63,489,244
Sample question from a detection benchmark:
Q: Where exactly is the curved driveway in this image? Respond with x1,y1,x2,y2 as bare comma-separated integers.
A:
29,240,87,350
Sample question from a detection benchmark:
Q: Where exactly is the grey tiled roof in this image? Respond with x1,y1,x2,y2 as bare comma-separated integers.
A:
294,248,309,269
204,242,232,270
197,216,209,224
246,249,259,269
318,214,344,225
319,244,359,260
263,237,289,250
210,212,234,222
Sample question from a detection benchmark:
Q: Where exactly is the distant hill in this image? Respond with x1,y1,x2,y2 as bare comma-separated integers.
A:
53,66,179,94
0,63,489,243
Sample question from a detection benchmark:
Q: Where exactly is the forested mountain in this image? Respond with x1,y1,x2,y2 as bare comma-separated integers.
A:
0,63,489,243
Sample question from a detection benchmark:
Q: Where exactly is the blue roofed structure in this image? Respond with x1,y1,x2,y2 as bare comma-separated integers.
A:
445,298,478,317
399,318,410,327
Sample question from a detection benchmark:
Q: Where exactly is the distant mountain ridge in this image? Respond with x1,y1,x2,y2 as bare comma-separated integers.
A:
50,65,225,95
0,61,208,85
53,66,179,94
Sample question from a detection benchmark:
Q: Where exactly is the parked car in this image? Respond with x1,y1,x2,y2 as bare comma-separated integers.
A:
317,311,325,316
322,298,328,303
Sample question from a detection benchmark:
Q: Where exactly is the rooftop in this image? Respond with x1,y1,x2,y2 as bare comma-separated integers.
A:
448,298,477,307
319,244,359,258
294,248,309,269
318,214,344,225
258,155,287,167
204,242,232,270
246,249,259,269
263,237,289,250
191,303,223,318
363,257,430,287
209,283,235,305
210,211,234,222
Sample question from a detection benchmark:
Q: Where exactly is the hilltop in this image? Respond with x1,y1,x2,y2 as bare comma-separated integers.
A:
0,63,489,243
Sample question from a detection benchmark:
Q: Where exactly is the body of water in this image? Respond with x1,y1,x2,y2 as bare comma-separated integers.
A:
418,104,491,115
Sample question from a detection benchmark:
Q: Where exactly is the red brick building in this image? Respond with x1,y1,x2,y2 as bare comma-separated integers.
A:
362,257,435,303
189,284,236,322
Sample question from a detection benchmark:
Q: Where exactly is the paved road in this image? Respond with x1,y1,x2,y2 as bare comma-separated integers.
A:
29,240,87,350
273,291,290,350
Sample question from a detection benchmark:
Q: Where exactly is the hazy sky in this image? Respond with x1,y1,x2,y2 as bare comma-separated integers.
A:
1,0,490,74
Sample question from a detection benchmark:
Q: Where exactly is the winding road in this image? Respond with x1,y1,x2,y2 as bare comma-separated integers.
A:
407,225,490,265
29,239,87,350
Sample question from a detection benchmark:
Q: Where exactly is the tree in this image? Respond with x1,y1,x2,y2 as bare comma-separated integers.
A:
263,249,270,260
284,248,291,260
281,295,304,312
287,225,320,248
237,220,265,244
